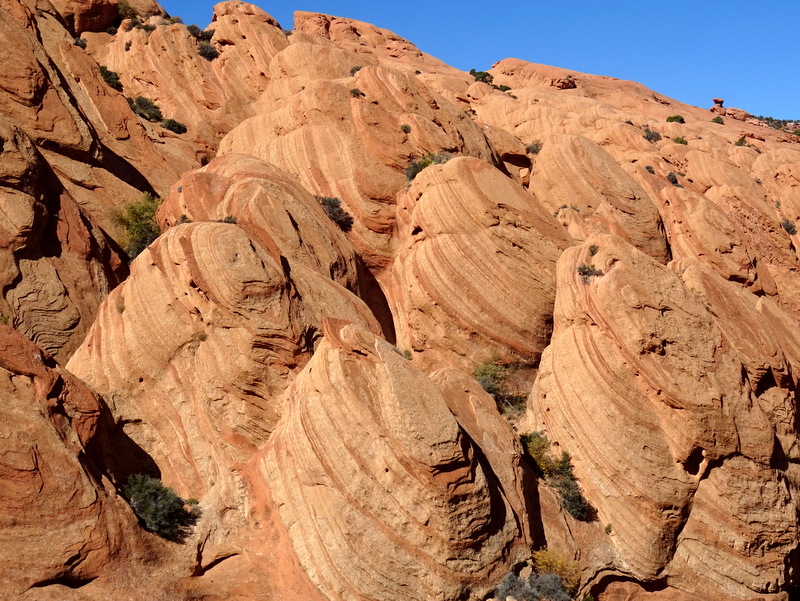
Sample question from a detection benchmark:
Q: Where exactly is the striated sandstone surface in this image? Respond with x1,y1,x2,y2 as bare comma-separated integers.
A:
255,321,528,601
389,156,570,370
528,235,798,598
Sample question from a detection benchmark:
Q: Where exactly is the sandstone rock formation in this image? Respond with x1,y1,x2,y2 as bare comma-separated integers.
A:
255,320,528,601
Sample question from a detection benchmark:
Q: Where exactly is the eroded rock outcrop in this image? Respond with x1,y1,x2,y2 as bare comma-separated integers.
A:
389,156,570,370
255,321,528,601
529,235,799,598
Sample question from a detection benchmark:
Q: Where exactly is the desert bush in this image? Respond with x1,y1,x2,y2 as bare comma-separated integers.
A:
666,172,680,186
711,116,724,124
124,40,132,51
781,220,797,235
316,196,354,232
577,263,603,283
74,37,87,48
99,66,122,91
123,474,198,541
469,68,493,84
588,244,599,256
734,136,747,146
493,571,571,601
113,192,161,259
493,84,511,92
532,549,581,595
198,41,218,60
527,140,543,155
187,24,213,41
218,215,237,224
349,88,363,98
672,136,688,145
645,165,655,174
118,0,137,19
405,152,451,181
666,115,685,123
642,128,662,143
128,96,163,122
349,65,362,76
521,431,591,521
474,362,527,418
400,124,411,134
161,119,187,134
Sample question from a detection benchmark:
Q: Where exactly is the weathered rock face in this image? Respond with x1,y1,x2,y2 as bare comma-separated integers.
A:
0,118,127,359
219,36,499,267
0,325,130,594
389,156,570,370
254,321,528,601
528,235,799,598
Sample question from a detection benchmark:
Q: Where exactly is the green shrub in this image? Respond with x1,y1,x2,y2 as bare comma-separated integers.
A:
168,16,183,24
124,40,132,51
128,96,163,122
161,119,187,134
198,41,218,60
521,432,591,521
666,115,685,123
474,362,527,418
468,68,493,84
118,0,138,20
316,196,354,232
106,26,118,35
527,140,543,155
405,152,451,181
113,192,161,259
588,244,599,256
349,65,362,76
349,88,363,98
219,215,237,224
493,84,511,92
672,136,688,145
123,474,199,541
645,165,655,174
74,37,87,49
734,136,747,146
187,24,214,41
711,116,724,124
666,171,680,186
99,66,122,91
400,123,411,134
643,128,662,142
781,220,797,235
577,263,603,283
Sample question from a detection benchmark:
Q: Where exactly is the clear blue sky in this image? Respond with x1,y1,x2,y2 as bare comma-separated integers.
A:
160,1,797,119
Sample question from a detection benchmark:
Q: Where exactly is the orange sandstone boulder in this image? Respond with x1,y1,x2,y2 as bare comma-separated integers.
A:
254,321,528,601
388,156,570,370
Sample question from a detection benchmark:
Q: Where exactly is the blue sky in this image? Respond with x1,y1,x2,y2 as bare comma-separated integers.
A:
160,1,797,119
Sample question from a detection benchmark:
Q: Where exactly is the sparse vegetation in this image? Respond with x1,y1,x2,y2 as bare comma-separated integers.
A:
128,96,163,122
735,136,747,146
527,140,543,155
187,25,214,42
122,474,199,541
711,116,724,124
99,66,122,91
577,263,603,284
219,215,237,224
645,165,655,174
316,196,354,232
349,88,363,98
493,571,571,601
405,152,451,181
605,523,613,534
474,362,527,418
468,68,493,84
113,192,161,259
666,172,680,186
198,41,219,61
752,114,800,131
532,549,581,595
400,123,411,134
643,128,662,143
125,40,132,51
74,37,87,49
588,244,599,256
107,26,118,35
349,65,362,76
672,136,688,145
666,115,685,123
161,119,187,134
521,431,591,521
781,220,797,235
493,84,511,92
118,0,137,20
